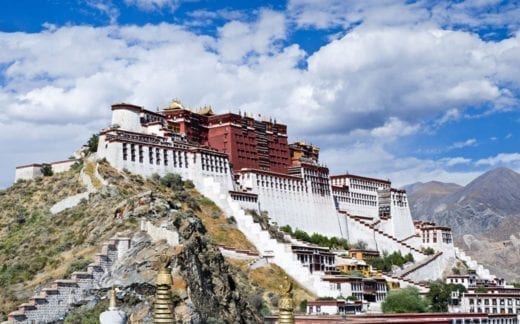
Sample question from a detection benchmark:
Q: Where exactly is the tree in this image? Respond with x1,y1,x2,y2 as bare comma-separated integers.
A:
40,164,53,177
280,225,293,235
427,281,467,312
293,229,311,242
86,134,99,154
353,240,368,250
382,287,428,313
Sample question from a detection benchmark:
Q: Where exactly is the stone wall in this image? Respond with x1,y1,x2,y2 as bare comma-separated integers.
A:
7,237,131,324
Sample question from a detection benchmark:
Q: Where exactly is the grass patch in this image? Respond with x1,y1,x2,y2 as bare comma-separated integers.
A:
195,196,255,251
226,259,315,314
84,162,102,189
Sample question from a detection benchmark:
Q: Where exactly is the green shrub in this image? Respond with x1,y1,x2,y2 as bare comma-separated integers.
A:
284,227,349,249
160,173,184,190
65,257,92,277
280,225,293,235
184,180,195,189
40,164,53,177
227,216,236,224
367,251,413,272
299,299,308,312
422,247,435,255
382,287,428,313
86,134,99,154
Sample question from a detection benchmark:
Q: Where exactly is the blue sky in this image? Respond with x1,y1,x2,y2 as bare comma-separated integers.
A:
1,0,520,188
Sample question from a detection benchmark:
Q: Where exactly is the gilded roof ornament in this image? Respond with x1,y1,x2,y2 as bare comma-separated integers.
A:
167,99,184,110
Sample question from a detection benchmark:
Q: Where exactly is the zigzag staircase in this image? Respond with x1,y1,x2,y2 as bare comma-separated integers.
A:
348,216,426,257
7,237,131,323
194,177,337,297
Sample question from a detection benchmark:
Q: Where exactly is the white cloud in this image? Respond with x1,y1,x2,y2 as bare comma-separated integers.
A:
217,9,287,63
476,153,520,166
448,138,478,150
440,157,472,167
1,4,520,188
86,0,120,24
287,0,520,34
124,0,179,11
370,118,419,140
436,108,461,125
321,145,481,187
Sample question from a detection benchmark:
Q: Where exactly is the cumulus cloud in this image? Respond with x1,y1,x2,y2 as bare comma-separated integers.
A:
476,153,520,166
320,145,481,187
1,4,520,187
287,0,520,35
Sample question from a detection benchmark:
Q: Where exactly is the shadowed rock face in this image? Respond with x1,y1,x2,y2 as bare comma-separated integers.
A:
174,212,262,323
406,167,520,237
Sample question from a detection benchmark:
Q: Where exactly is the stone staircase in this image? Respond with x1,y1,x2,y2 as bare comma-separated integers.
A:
394,252,443,279
381,274,429,293
348,216,426,258
453,247,494,280
194,176,337,297
7,237,131,324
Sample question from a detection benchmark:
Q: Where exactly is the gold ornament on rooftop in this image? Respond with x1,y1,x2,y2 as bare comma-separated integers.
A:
278,276,294,324
153,251,175,323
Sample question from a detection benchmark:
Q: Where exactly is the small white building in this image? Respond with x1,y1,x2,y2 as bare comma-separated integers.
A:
306,299,367,315
15,159,77,182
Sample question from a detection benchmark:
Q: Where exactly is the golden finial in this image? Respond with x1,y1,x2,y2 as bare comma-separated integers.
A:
278,276,295,324
153,251,175,323
109,285,117,310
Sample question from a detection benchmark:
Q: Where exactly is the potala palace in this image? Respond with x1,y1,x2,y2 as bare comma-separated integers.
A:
12,101,520,323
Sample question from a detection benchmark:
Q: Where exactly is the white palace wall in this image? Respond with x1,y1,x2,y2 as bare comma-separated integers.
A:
390,204,416,241
238,172,347,239
97,135,234,192
14,160,77,182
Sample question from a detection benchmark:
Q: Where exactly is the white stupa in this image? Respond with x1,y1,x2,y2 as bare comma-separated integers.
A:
99,286,128,324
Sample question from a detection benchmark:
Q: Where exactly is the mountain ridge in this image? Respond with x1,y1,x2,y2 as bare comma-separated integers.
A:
406,167,520,237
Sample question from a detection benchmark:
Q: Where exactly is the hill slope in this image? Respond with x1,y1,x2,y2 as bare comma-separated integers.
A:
0,160,312,321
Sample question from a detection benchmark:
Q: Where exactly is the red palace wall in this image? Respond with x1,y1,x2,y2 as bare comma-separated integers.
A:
164,108,291,173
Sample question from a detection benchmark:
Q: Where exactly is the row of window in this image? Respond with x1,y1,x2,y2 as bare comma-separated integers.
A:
122,143,188,168
334,196,378,206
122,143,228,174
230,194,256,203
200,155,228,174
469,298,520,306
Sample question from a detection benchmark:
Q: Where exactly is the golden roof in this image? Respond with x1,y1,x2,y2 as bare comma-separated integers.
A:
198,105,214,116
166,99,184,110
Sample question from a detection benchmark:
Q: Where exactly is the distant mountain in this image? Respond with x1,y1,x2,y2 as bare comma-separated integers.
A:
406,167,520,238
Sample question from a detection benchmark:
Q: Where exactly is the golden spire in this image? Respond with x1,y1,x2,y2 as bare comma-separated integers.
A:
109,285,117,310
278,276,295,324
153,251,175,323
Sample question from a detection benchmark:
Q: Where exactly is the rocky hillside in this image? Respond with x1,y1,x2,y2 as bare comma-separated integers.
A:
405,167,520,238
0,159,313,321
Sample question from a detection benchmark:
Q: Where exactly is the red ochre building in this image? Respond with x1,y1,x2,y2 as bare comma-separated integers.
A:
162,101,319,174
